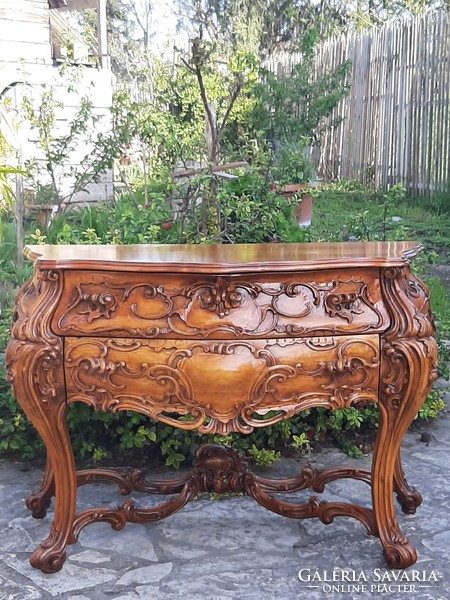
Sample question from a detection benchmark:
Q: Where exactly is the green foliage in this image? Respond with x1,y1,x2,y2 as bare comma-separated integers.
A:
0,99,22,211
253,29,351,146
426,277,450,378
340,439,363,459
45,185,177,246
181,0,357,56
183,0,449,53
309,405,378,437
272,144,317,185
22,70,121,212
0,222,33,307
42,171,304,247
177,167,310,244
310,180,450,248
0,383,42,460
248,444,281,466
0,166,25,213
276,209,308,243
291,432,311,453
110,36,349,238
0,309,41,459
417,389,446,420
112,49,260,177
213,171,302,244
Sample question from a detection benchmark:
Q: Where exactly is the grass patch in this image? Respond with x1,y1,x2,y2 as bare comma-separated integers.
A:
309,181,450,260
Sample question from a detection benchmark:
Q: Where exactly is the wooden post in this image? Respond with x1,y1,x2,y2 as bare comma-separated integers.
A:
15,171,24,269
97,0,108,69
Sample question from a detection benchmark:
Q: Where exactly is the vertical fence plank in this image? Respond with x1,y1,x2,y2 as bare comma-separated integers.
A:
443,15,450,191
403,18,413,189
266,13,450,194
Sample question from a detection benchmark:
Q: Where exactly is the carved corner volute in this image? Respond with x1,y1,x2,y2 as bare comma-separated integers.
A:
381,266,435,340
5,269,65,412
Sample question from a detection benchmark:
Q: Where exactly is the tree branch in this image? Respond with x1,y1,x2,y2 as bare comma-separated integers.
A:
193,67,215,146
173,161,248,178
218,76,244,137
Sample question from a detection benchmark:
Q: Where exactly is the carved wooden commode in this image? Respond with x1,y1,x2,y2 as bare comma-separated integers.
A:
6,242,437,573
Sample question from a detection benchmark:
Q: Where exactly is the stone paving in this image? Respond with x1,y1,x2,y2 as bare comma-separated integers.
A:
0,392,449,600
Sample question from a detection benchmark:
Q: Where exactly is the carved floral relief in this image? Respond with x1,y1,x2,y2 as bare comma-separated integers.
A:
381,266,435,339
65,334,380,434
53,270,388,339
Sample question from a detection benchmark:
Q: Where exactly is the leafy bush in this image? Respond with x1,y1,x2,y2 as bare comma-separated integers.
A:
42,171,304,247
45,185,178,245
180,170,305,244
253,29,351,147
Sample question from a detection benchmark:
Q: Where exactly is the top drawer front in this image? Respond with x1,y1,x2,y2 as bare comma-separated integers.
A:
52,269,389,339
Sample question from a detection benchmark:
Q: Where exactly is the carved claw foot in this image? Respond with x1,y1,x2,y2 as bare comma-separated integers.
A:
395,488,422,515
393,455,422,515
25,459,55,519
382,542,417,569
30,545,67,574
26,491,53,519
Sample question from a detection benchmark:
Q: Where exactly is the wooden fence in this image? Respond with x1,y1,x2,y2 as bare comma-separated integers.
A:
267,13,450,193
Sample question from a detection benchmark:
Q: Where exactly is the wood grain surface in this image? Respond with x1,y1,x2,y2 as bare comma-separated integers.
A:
24,241,423,272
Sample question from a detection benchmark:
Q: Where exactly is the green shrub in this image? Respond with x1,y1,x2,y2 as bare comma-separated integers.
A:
45,184,178,246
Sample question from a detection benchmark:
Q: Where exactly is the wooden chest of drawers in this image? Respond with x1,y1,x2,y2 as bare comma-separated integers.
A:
6,242,437,573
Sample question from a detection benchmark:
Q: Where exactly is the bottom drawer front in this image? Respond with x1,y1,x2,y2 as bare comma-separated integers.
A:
65,335,380,434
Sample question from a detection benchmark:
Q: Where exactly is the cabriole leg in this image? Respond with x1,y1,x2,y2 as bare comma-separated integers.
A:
7,342,77,573
373,337,437,569
27,407,76,573
6,270,76,573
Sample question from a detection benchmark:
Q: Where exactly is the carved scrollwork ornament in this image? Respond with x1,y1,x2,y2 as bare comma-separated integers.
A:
381,266,435,339
54,271,389,339
322,279,382,325
65,335,380,434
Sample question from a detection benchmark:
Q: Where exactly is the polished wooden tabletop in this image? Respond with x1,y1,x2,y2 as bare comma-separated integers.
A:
25,241,423,273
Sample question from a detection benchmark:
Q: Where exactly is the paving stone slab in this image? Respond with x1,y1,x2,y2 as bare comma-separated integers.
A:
422,531,450,561
0,573,43,600
78,524,159,562
0,554,117,597
0,523,36,553
67,550,112,565
115,562,173,586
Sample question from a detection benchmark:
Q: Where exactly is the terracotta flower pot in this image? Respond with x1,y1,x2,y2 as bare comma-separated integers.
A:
25,204,54,227
271,182,318,227
293,193,313,227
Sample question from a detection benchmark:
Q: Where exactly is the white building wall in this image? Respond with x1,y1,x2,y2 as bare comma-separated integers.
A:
0,0,114,205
